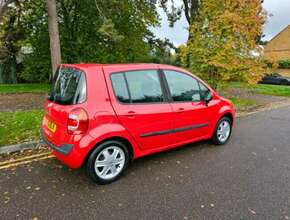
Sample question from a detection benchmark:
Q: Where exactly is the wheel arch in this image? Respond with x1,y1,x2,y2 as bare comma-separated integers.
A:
220,112,234,125
217,104,235,125
83,136,135,167
209,108,235,138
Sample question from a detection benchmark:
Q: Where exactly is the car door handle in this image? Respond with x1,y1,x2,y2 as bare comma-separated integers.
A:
177,108,184,113
125,111,136,118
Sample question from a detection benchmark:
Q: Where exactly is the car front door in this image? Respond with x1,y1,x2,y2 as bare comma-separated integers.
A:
107,68,175,150
162,69,212,145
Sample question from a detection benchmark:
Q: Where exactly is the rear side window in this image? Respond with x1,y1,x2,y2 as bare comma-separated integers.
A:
164,70,201,102
126,70,163,103
111,74,130,103
49,67,86,105
111,70,164,104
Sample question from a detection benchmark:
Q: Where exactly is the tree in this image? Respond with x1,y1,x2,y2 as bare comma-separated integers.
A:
0,0,25,83
19,0,160,82
160,0,264,41
0,0,16,21
159,0,201,27
46,0,61,78
57,0,158,64
182,0,267,89
147,33,177,64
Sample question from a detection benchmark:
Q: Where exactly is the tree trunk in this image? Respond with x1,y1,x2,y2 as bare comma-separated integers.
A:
0,0,15,22
10,57,17,84
46,0,61,79
0,64,3,84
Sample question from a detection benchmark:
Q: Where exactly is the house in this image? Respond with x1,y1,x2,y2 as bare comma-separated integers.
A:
264,24,290,61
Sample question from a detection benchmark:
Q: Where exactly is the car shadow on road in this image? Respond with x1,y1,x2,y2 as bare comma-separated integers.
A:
37,139,223,189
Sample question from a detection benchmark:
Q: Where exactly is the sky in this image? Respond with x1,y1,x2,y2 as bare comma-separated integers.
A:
152,0,290,46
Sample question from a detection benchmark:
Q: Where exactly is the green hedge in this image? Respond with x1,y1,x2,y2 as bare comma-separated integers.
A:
278,60,290,69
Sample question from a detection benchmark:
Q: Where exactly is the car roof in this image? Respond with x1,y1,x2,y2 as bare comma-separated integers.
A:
61,63,187,73
60,63,214,92
61,63,158,68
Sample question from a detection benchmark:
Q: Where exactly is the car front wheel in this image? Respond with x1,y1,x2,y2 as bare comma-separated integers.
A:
86,140,129,184
212,117,232,145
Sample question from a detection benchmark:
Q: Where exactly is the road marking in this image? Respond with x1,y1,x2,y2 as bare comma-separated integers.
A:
0,155,55,170
0,152,52,166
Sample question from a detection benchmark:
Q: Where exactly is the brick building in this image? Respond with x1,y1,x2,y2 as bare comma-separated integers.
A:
264,25,290,61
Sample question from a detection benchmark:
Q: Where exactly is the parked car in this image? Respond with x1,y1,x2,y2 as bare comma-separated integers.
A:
259,73,290,86
41,64,235,184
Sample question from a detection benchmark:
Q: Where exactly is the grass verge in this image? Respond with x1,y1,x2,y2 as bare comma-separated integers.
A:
0,110,43,146
228,82,290,97
230,97,258,111
0,83,50,94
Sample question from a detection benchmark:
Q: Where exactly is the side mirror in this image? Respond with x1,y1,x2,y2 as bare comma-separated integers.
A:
203,91,212,106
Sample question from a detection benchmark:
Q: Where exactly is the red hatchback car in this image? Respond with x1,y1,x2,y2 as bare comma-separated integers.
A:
41,64,235,184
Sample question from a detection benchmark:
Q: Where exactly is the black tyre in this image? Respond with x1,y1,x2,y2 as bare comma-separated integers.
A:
86,140,129,184
212,117,232,145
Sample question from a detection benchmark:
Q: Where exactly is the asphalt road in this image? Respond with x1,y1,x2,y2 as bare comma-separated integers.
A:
1,106,290,220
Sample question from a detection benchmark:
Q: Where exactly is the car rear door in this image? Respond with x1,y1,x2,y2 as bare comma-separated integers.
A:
104,65,175,150
162,69,213,145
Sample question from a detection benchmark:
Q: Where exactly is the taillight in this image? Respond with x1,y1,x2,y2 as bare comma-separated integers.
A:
67,108,88,135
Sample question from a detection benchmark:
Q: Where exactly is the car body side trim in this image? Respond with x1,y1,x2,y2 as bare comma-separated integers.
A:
140,123,209,138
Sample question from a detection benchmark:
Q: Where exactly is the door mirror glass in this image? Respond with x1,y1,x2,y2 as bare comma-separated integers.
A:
199,82,212,104
204,91,212,102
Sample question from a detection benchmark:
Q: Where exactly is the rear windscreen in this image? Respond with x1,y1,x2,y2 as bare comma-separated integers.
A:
49,67,86,105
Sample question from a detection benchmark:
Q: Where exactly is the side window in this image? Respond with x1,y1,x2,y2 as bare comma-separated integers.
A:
125,70,163,103
199,82,210,100
111,73,130,103
164,70,201,102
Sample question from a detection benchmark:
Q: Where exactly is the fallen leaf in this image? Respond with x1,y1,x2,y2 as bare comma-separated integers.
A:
251,152,257,156
248,208,256,215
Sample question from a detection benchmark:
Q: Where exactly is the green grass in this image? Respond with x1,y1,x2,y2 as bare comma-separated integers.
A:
0,83,50,94
230,97,258,110
228,82,290,97
0,110,44,146
249,84,290,97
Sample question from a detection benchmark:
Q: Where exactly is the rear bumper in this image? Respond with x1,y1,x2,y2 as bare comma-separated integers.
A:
41,130,73,155
41,128,94,169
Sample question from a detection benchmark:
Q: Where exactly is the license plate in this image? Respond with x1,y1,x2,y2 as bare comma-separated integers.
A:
46,119,57,133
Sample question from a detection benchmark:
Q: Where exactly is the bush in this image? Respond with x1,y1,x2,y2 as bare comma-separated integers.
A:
278,60,290,69
20,53,51,83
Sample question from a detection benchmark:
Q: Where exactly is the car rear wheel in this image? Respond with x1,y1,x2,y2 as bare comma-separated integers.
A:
86,140,129,184
212,117,232,145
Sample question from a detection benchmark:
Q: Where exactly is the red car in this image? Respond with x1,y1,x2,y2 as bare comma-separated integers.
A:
41,64,235,184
